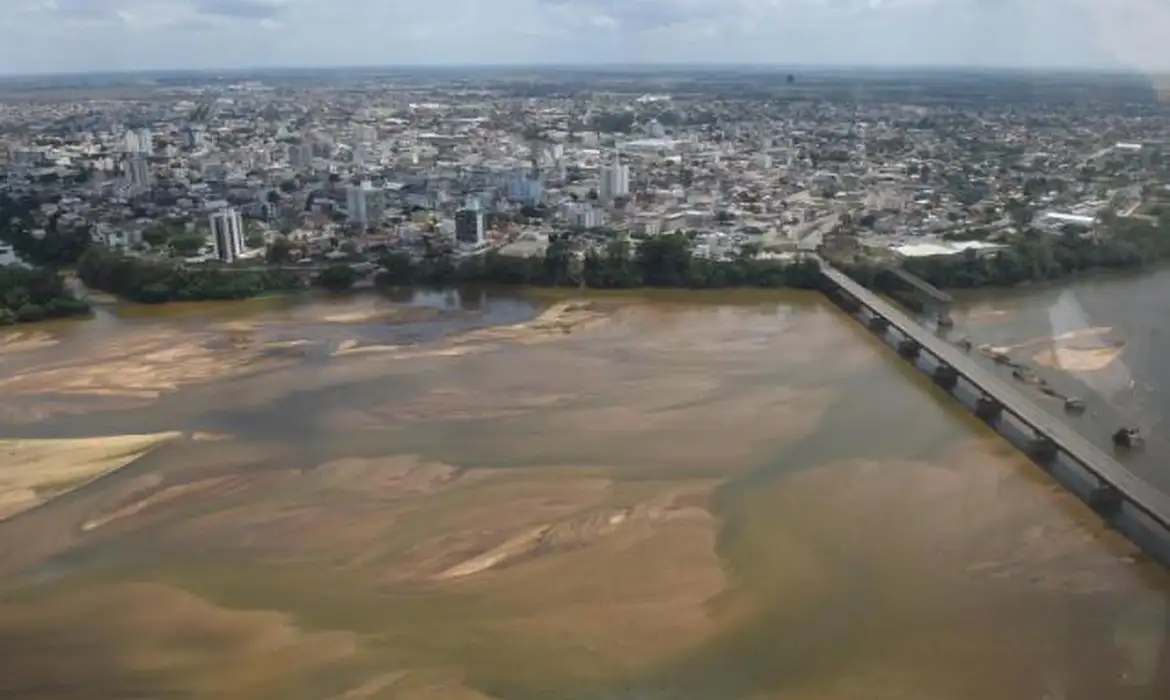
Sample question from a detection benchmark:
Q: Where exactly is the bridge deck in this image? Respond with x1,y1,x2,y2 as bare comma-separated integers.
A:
884,267,953,304
819,259,1170,531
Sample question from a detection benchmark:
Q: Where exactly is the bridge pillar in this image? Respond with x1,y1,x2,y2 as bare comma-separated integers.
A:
839,294,860,313
1027,433,1058,464
867,316,890,334
974,396,1003,422
932,364,959,390
1088,484,1124,515
897,338,920,359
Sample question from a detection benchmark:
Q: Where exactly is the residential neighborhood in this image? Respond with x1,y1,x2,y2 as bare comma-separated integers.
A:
2,68,1168,283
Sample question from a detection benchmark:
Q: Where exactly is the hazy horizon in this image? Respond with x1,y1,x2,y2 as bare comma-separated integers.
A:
0,62,1163,81
2,0,1170,77
2,62,1160,80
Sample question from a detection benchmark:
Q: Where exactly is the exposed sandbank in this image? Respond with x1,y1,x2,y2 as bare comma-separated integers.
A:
1032,346,1125,373
0,330,58,355
331,301,609,357
319,306,445,324
0,432,180,521
0,327,303,403
88,455,734,683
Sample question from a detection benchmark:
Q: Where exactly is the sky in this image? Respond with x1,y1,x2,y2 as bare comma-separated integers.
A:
2,0,1170,75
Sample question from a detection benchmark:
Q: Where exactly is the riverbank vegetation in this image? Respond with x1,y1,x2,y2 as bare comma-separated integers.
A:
0,266,91,325
0,193,91,268
857,215,1170,290
313,264,360,292
378,232,824,290
76,248,302,304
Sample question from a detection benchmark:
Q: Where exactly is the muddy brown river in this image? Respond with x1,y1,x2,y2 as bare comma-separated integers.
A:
1,287,1168,700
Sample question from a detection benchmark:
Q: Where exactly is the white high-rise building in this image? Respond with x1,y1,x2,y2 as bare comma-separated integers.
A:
209,207,246,263
566,204,604,229
346,181,383,226
136,128,153,155
288,143,312,168
599,157,630,203
347,184,369,226
124,155,151,193
183,127,205,149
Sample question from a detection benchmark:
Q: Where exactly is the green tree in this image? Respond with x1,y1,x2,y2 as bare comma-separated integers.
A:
16,303,45,323
370,238,822,293
542,235,574,286
377,251,416,284
169,232,208,257
314,264,358,292
266,236,294,264
143,222,173,247
76,247,300,304
0,265,90,325
636,232,693,286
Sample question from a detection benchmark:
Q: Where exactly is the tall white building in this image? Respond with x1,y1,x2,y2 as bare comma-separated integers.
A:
506,175,543,204
183,127,205,149
346,185,366,225
209,207,246,263
122,130,139,154
346,181,383,226
565,203,604,229
288,143,312,168
599,157,630,203
124,155,151,193
122,128,154,155
136,128,153,156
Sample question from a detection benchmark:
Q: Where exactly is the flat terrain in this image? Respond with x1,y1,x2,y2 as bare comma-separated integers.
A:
0,292,1168,699
0,432,180,521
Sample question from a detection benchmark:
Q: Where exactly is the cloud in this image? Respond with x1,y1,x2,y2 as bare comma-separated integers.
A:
192,0,292,20
46,0,134,23
538,0,724,31
2,0,1170,74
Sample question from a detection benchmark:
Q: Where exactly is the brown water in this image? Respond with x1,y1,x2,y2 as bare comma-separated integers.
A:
948,268,1170,495
1,288,1168,700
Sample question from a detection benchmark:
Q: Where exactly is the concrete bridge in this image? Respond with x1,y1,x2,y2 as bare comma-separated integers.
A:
815,256,1170,568
881,266,954,326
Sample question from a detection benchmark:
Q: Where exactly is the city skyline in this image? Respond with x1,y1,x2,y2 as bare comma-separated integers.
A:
3,0,1170,76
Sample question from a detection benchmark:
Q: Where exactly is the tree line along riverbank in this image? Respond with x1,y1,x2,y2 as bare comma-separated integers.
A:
63,233,829,309
8,200,1170,326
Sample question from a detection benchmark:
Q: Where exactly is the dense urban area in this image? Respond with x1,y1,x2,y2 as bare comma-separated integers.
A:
4,67,1170,324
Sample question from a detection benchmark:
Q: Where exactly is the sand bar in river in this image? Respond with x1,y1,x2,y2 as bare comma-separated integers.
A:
0,432,181,521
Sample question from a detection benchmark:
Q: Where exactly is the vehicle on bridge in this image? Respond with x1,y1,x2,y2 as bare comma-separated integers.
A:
1112,426,1143,450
